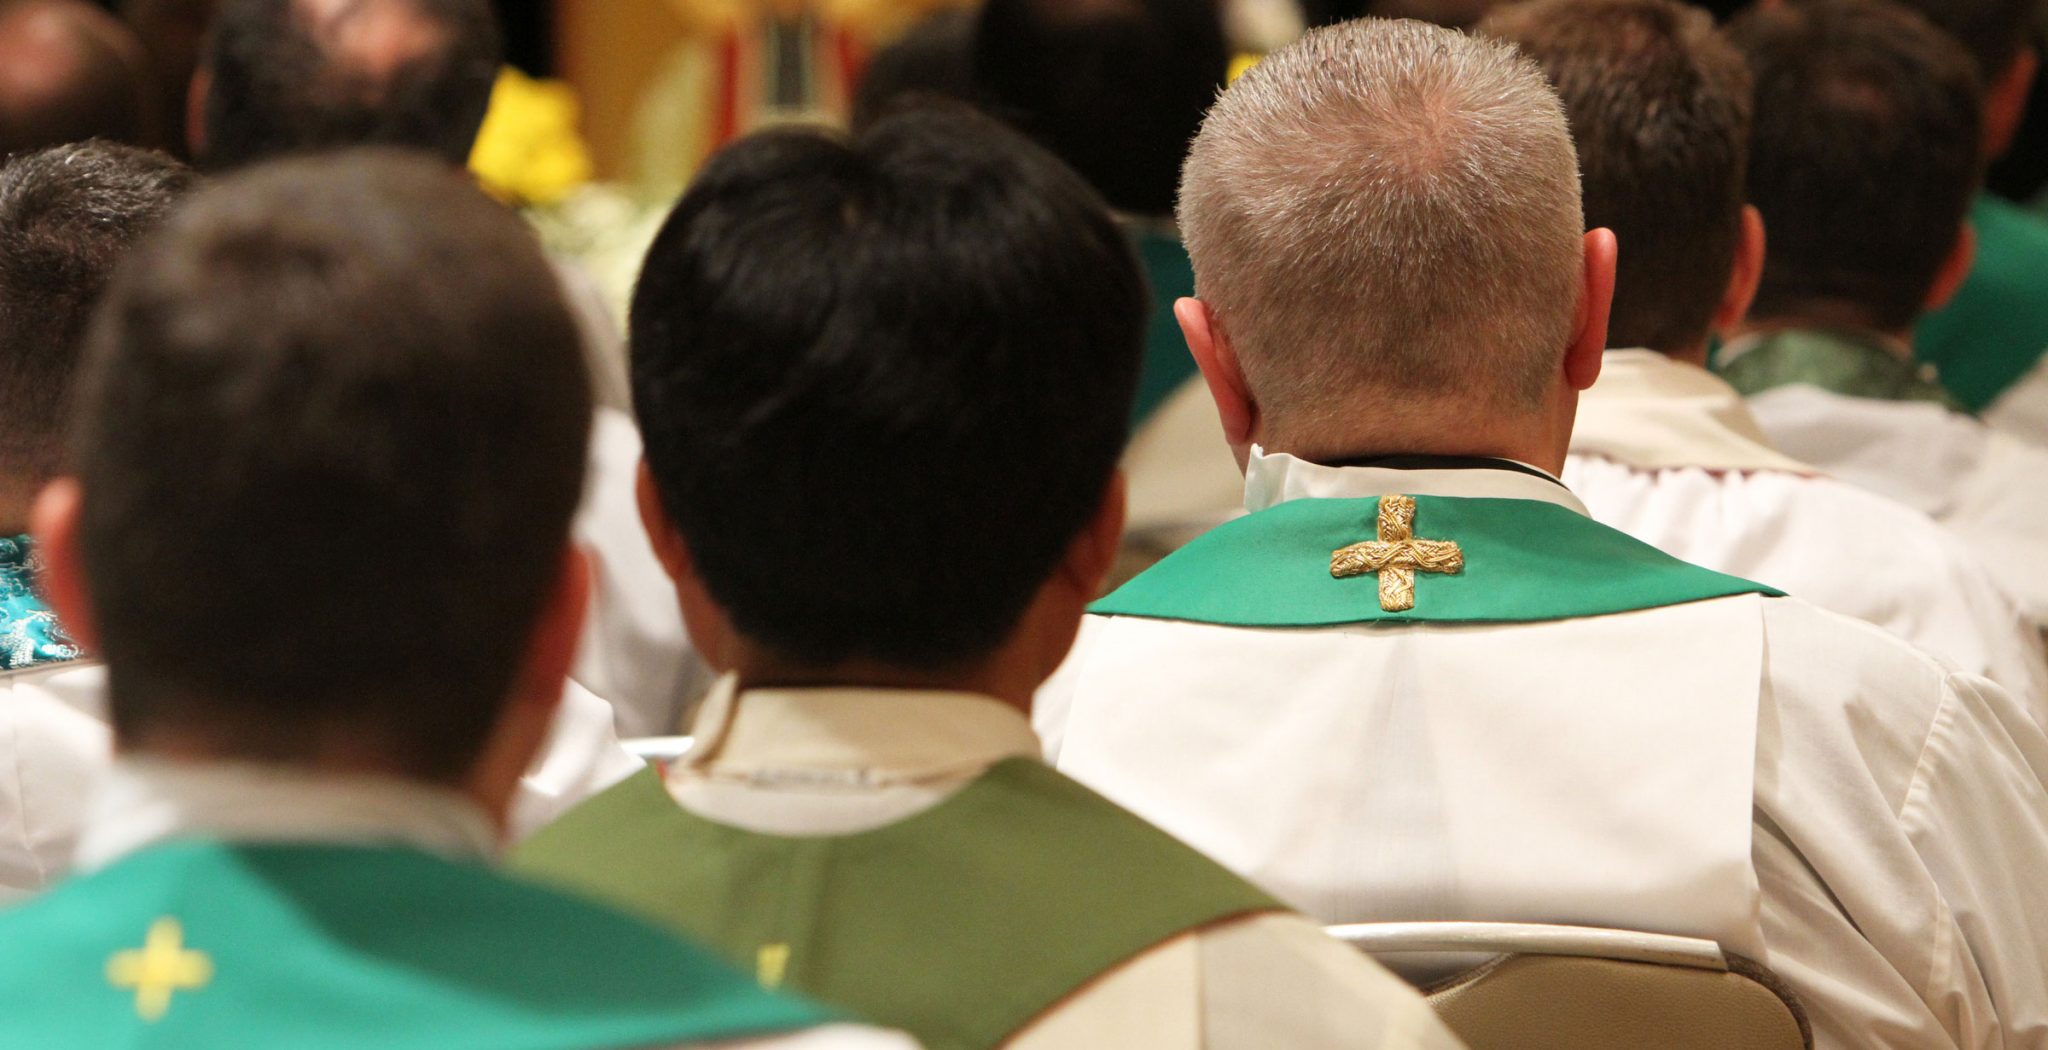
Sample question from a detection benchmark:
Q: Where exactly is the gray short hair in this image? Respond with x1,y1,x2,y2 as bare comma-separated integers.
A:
1178,18,1585,428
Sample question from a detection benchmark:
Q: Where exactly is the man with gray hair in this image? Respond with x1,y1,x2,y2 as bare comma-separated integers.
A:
1039,17,2048,1047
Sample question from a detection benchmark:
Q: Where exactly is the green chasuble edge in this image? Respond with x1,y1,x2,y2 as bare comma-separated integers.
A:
0,841,836,1049
1915,193,2048,411
1091,495,1781,627
514,759,1283,1050
1130,229,1201,429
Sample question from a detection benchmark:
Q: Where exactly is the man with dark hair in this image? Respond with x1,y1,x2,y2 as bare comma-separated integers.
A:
1042,16,2048,1049
0,149,906,1050
193,0,707,740
0,0,152,156
1723,0,2048,624
1883,0,2048,443
1478,0,2046,696
848,9,974,133
0,140,188,900
513,106,1458,1050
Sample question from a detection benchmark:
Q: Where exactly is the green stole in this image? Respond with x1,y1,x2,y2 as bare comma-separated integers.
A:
0,840,834,1049
1092,494,1780,626
1915,193,2048,411
1717,327,1962,411
514,758,1283,1050
1130,228,1200,429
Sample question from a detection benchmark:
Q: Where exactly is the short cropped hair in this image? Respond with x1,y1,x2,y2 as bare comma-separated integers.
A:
74,150,590,777
0,142,191,488
0,0,150,157
974,0,1227,217
1481,0,1752,355
1728,0,1983,332
1178,18,1584,428
631,107,1143,668
199,0,501,170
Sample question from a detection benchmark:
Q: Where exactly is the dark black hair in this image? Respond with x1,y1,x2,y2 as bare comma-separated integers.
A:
0,141,192,488
850,9,976,133
74,149,590,777
631,106,1144,669
198,0,501,170
1729,0,1984,332
1482,0,1752,355
1871,0,2035,80
0,0,151,157
972,0,1227,216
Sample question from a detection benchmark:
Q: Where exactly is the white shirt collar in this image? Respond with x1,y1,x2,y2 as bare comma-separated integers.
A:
1570,349,1814,474
1242,445,1589,516
73,757,499,871
679,676,1042,790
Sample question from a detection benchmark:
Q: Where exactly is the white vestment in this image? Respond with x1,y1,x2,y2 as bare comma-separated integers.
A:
1039,450,2048,1049
1729,358,2048,625
671,680,1464,1050
573,408,715,737
72,759,914,1050
1983,352,2048,447
1565,350,2047,701
0,661,641,901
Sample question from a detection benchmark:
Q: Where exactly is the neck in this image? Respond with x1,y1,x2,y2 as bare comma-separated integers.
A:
1261,420,1571,478
729,658,1037,716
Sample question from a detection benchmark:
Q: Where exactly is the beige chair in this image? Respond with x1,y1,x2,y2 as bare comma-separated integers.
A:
1330,922,1810,1050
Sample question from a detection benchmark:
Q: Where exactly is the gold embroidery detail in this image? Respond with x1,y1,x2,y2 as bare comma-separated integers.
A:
1330,495,1464,612
107,918,213,1022
757,943,791,988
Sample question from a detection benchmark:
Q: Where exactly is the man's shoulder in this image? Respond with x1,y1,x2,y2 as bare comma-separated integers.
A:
1755,596,1962,721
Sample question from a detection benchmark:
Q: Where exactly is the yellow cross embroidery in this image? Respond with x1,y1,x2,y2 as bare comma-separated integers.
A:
757,943,791,989
106,918,213,1022
1330,495,1464,612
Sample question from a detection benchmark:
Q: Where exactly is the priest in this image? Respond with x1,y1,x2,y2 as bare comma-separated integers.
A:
0,150,905,1050
1040,18,2048,1048
1719,0,2048,625
1477,0,2046,699
514,105,1462,1050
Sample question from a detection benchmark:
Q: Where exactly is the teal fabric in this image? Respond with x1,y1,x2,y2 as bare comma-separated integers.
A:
1092,495,1780,627
1917,193,2048,410
1131,229,1201,429
0,534,80,671
0,840,838,1049
1718,327,1963,410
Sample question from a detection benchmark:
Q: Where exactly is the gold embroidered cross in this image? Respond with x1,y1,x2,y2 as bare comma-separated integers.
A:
1330,495,1464,612
107,918,213,1022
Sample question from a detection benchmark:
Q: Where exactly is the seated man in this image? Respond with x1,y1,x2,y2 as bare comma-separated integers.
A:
1478,0,2046,698
514,106,1461,1050
0,150,905,1050
197,0,703,735
1897,0,2048,443
1720,0,2048,625
1039,18,2048,1047
0,142,191,899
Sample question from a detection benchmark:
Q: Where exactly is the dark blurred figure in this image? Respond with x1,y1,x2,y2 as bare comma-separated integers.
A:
0,0,151,157
118,0,216,158
850,9,974,132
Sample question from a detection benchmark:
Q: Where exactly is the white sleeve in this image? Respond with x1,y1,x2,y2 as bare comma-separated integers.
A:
686,1023,924,1048
0,664,111,899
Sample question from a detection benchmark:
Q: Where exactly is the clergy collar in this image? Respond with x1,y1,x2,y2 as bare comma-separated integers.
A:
74,757,498,872
1243,445,1589,517
1570,349,1813,474
679,676,1042,789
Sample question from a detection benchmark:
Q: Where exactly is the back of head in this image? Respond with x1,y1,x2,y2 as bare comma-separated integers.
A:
1178,18,1584,435
1728,0,1983,332
199,0,501,170
0,142,190,495
1871,0,2033,82
74,149,590,778
973,0,1227,216
0,0,151,156
631,106,1144,669
1366,0,1502,28
1481,0,1751,356
850,10,976,133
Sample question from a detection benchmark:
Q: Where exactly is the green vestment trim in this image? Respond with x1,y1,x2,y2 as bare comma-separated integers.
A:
514,758,1283,1050
1131,229,1200,429
1718,327,1963,410
1915,193,2048,410
0,840,836,1048
1091,495,1780,627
